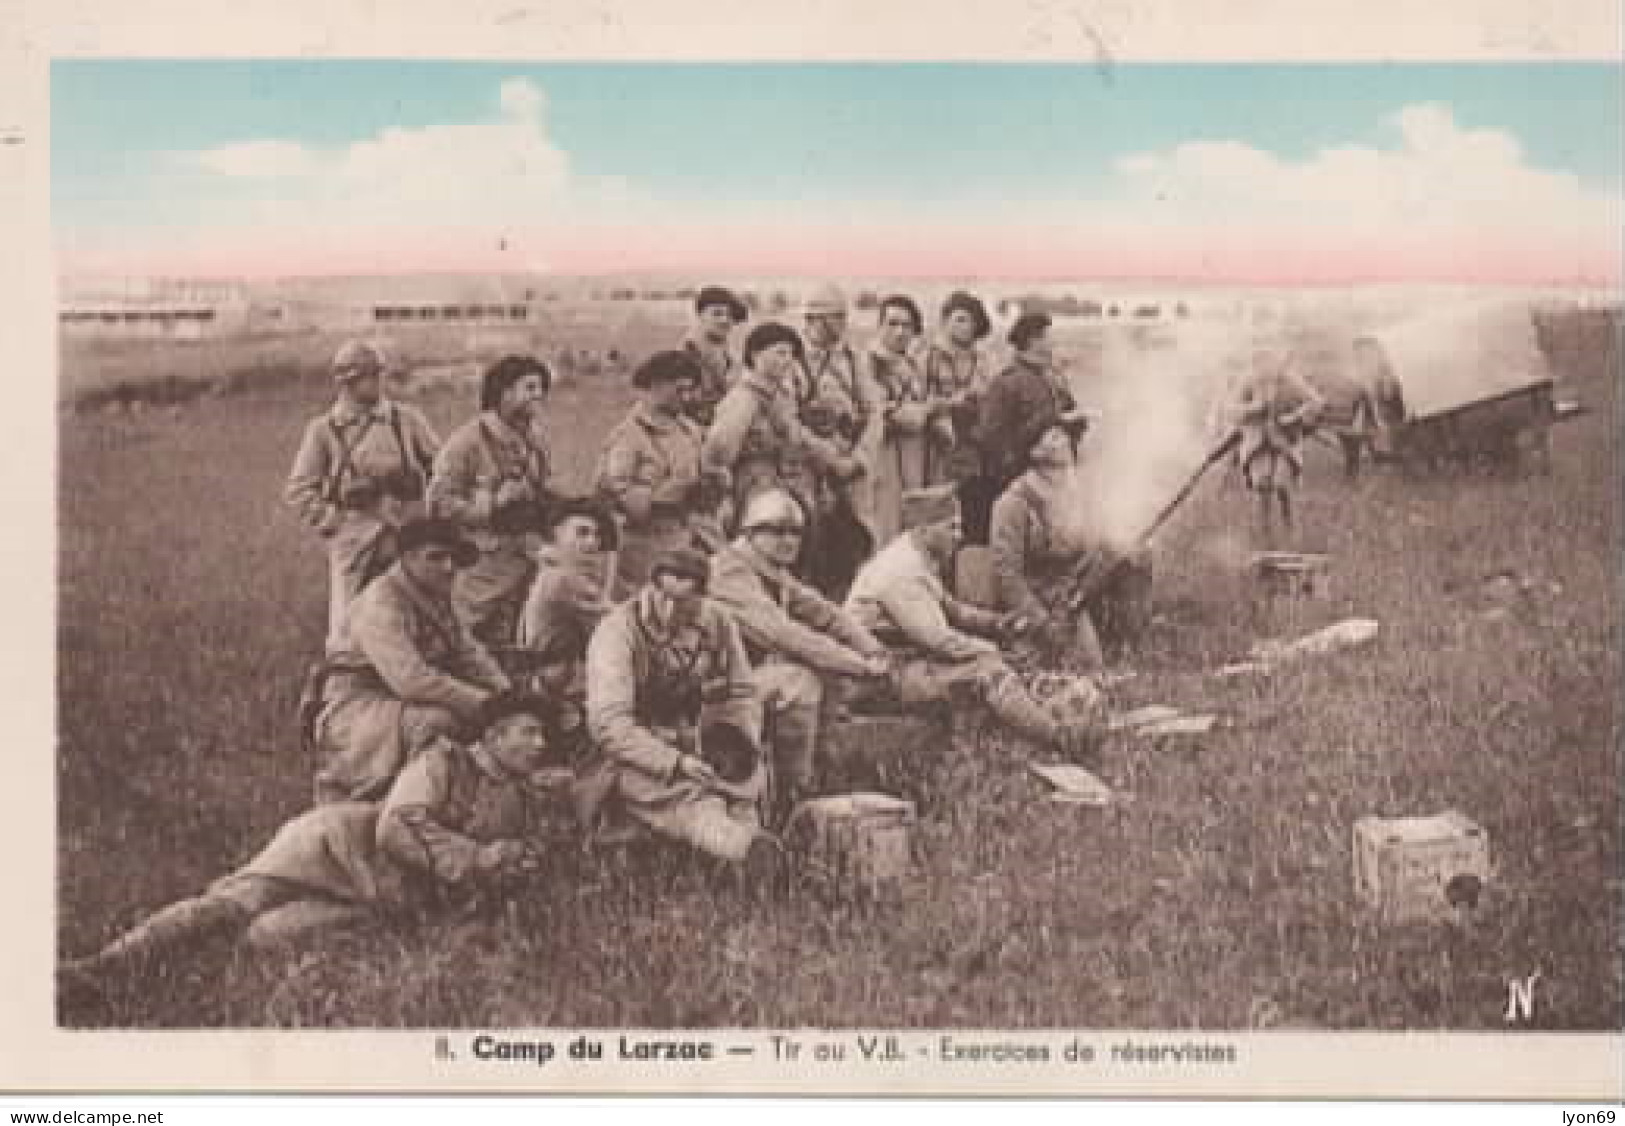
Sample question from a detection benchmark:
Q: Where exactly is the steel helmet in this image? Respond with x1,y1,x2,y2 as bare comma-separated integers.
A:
331,339,387,380
738,488,806,533
803,283,848,318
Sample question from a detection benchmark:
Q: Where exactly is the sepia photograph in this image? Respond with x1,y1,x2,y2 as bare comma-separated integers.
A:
9,2,1623,1096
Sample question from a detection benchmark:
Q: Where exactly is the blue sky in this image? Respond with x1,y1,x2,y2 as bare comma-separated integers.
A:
49,61,1623,282
53,61,1621,214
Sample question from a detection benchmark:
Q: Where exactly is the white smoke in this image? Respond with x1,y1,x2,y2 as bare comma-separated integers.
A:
1054,320,1252,554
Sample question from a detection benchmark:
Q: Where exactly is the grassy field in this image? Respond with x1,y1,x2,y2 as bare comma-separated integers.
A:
56,304,1621,1030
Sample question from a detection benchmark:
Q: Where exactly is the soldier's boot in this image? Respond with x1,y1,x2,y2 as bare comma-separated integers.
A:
60,895,250,986
980,668,1105,762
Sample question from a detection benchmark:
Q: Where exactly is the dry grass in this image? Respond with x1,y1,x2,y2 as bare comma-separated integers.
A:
56,305,1621,1030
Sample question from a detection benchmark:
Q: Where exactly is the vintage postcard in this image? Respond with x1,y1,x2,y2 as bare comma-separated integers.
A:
3,0,1621,1100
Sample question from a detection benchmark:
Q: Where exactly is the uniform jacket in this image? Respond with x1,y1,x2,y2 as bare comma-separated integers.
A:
978,358,1078,487
845,532,1004,663
377,740,565,897
923,340,991,479
232,740,568,912
1231,366,1327,475
681,334,740,429
988,471,1080,622
582,589,758,791
804,340,885,458
285,398,441,534
594,403,704,529
330,563,510,718
428,411,553,554
517,546,611,665
708,540,881,676
701,369,845,506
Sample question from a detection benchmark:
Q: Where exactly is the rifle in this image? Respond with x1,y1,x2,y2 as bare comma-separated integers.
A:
1064,427,1241,614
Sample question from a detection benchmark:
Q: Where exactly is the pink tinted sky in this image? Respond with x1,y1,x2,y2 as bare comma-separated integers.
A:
63,219,1621,286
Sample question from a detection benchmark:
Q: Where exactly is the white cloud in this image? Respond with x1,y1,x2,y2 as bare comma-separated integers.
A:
1106,102,1620,245
192,139,319,179
183,78,610,234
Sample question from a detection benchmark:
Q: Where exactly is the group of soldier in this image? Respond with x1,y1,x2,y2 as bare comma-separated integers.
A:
63,280,1381,997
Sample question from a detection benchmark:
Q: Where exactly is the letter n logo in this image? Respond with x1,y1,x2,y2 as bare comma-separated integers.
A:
1503,970,1541,1023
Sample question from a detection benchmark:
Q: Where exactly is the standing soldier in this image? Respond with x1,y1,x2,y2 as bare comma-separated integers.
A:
428,354,556,648
314,518,513,804
923,291,998,541
865,295,941,548
702,322,857,546
801,283,886,595
681,285,750,428
1229,345,1326,546
979,312,1082,494
595,350,707,592
285,340,440,653
577,548,783,876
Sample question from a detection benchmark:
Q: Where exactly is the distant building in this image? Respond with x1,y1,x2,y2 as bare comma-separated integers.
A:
58,277,252,339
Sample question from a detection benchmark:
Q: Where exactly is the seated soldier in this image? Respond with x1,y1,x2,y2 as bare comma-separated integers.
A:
577,547,782,876
60,695,575,996
989,417,1153,672
314,518,512,804
707,489,893,812
514,497,619,689
845,488,1106,760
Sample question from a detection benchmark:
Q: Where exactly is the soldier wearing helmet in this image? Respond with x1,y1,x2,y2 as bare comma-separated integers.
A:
799,284,887,597
284,339,442,654
707,488,893,819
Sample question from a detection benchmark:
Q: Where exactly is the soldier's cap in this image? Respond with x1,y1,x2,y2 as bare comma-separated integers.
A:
632,349,703,390
397,517,479,567
540,494,621,553
803,282,848,318
474,691,557,736
695,285,749,323
649,546,711,591
331,339,387,380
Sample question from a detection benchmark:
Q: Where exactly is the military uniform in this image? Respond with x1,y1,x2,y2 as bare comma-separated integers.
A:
428,411,553,647
922,340,990,484
988,471,1152,671
701,369,846,520
595,402,705,591
285,398,440,653
708,540,886,793
845,531,1104,757
317,563,511,804
578,589,764,860
61,740,572,978
978,357,1078,491
1231,366,1326,491
681,334,740,430
866,344,940,548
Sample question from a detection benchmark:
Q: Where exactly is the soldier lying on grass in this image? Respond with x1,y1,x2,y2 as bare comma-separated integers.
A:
60,694,576,1001
844,486,1107,762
